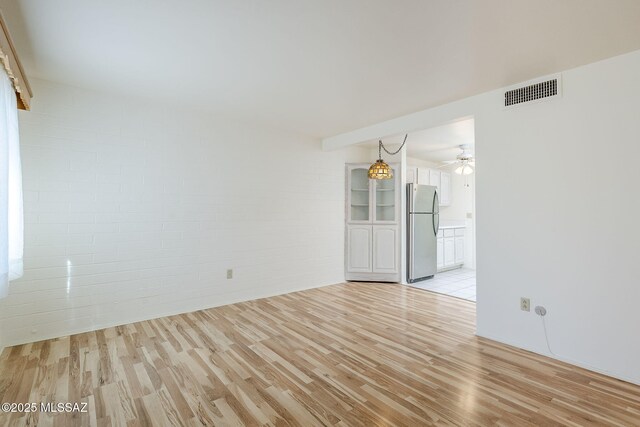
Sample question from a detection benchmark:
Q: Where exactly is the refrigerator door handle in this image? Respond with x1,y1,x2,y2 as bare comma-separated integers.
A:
432,191,439,236
408,213,415,279
432,189,439,214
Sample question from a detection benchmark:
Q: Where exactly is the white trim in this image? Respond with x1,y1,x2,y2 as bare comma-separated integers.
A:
0,280,340,348
476,331,640,386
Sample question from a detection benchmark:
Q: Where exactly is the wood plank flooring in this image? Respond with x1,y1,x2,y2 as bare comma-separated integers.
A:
1,282,639,426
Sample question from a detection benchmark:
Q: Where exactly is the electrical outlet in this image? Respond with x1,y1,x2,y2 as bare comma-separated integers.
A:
226,269,233,279
520,297,530,312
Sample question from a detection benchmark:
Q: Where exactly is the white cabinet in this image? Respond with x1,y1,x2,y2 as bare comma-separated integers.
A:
346,165,371,223
429,170,441,192
443,237,455,267
417,168,430,185
373,178,398,223
345,163,400,282
347,164,399,224
408,166,451,207
436,226,465,272
406,167,417,184
347,225,372,273
372,225,399,273
346,223,399,279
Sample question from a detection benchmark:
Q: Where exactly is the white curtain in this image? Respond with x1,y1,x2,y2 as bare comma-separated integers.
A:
0,67,23,298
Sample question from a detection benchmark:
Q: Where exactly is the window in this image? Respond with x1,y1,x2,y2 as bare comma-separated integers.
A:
0,67,23,298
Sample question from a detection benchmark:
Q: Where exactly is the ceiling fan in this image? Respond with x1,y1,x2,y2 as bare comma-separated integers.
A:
439,144,475,175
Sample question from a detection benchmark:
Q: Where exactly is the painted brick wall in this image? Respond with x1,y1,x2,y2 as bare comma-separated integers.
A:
0,79,367,348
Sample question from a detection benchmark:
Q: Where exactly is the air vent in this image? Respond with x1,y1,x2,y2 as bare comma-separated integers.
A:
504,75,561,107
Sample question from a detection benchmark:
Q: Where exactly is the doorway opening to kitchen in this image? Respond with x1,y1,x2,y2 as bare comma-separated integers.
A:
404,117,477,301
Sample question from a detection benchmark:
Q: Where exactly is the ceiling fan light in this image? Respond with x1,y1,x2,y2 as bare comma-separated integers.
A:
368,159,393,180
455,164,474,175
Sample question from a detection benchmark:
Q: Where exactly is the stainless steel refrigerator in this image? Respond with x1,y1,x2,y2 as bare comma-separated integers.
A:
407,184,439,283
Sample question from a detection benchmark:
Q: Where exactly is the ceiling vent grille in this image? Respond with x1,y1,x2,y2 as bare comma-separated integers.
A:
504,75,561,107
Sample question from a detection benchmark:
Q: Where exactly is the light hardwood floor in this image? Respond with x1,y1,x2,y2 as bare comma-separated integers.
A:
1,282,639,426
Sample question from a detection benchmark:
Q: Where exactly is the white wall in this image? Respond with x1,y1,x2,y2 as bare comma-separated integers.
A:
0,79,368,349
323,49,640,385
475,51,640,385
441,171,474,222
446,172,475,268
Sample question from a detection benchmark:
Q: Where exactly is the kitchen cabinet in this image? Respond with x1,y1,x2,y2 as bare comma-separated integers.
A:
417,168,430,185
443,237,455,267
406,167,417,184
429,170,441,192
408,166,451,207
437,226,465,272
345,163,400,282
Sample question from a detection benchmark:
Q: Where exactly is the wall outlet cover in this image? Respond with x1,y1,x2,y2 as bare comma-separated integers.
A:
520,297,530,312
226,269,233,279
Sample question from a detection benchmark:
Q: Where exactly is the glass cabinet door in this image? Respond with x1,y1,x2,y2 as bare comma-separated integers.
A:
349,167,370,222
374,168,396,222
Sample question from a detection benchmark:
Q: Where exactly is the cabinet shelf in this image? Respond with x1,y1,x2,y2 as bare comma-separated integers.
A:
351,204,369,207
352,188,369,192
376,204,395,207
376,189,394,192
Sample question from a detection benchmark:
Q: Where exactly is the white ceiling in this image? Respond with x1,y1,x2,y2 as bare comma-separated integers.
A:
407,119,474,163
359,118,475,163
2,0,640,137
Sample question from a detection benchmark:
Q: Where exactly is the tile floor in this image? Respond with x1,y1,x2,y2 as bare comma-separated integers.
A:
407,268,476,302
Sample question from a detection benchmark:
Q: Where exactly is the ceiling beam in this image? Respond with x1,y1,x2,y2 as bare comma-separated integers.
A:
322,96,483,151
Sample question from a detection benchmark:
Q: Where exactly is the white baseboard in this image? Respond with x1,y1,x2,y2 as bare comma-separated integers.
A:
1,280,338,349
476,331,640,387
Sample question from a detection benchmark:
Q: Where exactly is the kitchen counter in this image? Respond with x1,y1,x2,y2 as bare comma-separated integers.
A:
439,221,466,229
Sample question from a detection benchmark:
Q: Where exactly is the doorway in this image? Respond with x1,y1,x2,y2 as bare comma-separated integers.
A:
403,118,477,301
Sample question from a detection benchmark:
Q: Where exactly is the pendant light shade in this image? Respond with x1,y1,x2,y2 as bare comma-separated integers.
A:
368,134,408,180
368,159,393,179
454,164,474,175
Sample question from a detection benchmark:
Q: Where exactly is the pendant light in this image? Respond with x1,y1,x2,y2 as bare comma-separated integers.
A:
368,134,408,180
